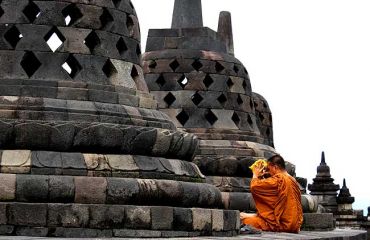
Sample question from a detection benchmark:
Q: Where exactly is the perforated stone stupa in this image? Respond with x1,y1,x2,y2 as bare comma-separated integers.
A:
0,0,239,237
143,0,292,211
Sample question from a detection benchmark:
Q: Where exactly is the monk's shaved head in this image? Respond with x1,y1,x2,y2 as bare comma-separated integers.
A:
268,154,286,170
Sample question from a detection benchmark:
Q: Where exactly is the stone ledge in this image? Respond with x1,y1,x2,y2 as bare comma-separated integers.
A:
0,175,222,207
0,204,239,237
0,229,366,239
0,122,198,160
0,150,204,181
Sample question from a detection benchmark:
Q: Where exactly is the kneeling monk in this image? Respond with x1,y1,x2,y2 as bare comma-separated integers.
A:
241,155,303,233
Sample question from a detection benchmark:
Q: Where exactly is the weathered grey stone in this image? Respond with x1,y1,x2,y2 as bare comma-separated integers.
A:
106,178,139,204
0,174,16,201
223,210,238,231
161,231,190,237
52,227,112,238
151,206,173,230
8,203,47,227
89,205,125,229
0,203,6,225
172,0,203,28
49,176,75,203
114,229,161,238
15,227,48,237
16,175,49,202
74,176,107,204
124,206,151,229
0,225,14,235
212,209,224,231
106,155,139,171
218,11,234,56
192,208,212,232
302,213,335,231
61,152,86,170
48,204,89,228
73,125,124,151
173,208,193,231
1,150,31,173
0,121,13,146
31,151,62,169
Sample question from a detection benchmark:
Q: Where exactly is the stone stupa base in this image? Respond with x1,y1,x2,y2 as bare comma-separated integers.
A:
0,150,240,238
0,203,240,238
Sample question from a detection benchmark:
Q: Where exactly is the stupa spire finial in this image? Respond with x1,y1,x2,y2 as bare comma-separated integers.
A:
171,0,203,28
320,151,326,165
218,11,234,56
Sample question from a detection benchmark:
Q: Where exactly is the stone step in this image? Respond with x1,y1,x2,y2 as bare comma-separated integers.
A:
0,229,366,239
0,174,221,208
0,203,239,238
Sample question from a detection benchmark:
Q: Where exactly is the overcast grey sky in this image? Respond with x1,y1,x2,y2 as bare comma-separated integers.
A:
134,0,370,213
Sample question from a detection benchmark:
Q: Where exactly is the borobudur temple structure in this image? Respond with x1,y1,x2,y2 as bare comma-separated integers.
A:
143,0,287,211
0,0,240,238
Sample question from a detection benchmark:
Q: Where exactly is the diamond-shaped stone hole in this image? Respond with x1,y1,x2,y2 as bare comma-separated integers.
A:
227,78,234,89
232,112,240,126
0,6,4,18
205,109,218,125
259,112,265,122
126,14,134,35
242,80,248,91
263,102,268,109
169,59,180,72
136,44,141,56
192,59,203,71
23,1,41,23
237,94,243,105
116,37,128,56
191,92,203,106
62,54,82,79
129,1,135,10
244,67,249,75
164,92,176,106
156,74,165,87
215,61,225,73
176,109,189,126
249,99,254,110
44,27,66,52
4,26,23,49
102,59,117,78
149,60,157,69
84,31,100,53
62,3,83,26
233,64,239,74
112,0,121,8
21,51,41,78
178,74,188,89
247,114,253,126
100,8,114,30
266,128,271,137
217,93,227,106
131,65,139,82
203,74,214,89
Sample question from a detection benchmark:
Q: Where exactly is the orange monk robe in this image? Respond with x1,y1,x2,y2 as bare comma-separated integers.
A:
242,172,303,233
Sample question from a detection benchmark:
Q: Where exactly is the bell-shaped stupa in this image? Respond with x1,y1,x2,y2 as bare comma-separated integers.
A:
142,0,287,211
0,0,239,237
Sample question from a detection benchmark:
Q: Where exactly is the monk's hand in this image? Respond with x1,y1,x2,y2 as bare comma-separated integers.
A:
240,212,249,220
252,163,265,179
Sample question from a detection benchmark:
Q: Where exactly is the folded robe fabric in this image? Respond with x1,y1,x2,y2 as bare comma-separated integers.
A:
242,172,303,233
